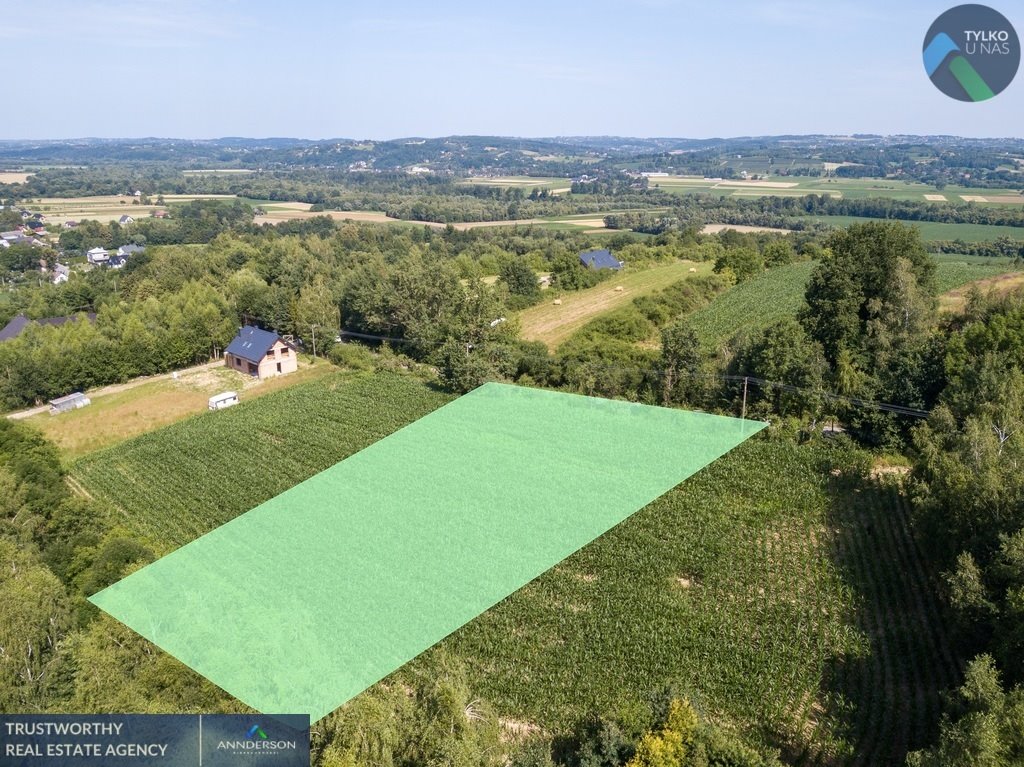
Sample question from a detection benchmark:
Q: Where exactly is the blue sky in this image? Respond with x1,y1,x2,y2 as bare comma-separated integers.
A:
2,0,1019,139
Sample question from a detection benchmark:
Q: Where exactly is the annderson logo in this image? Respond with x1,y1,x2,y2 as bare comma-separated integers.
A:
924,4,1019,101
216,722,298,756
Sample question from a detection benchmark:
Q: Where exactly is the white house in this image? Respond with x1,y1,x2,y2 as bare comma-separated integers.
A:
52,264,70,284
86,247,110,264
118,214,135,225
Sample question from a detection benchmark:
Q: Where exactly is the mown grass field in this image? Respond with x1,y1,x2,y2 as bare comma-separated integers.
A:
73,371,957,764
24,194,236,225
939,271,1024,313
518,261,713,348
26,357,335,460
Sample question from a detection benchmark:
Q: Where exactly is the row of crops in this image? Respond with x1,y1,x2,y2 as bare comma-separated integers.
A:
689,262,815,347
75,370,956,763
688,259,1011,348
426,439,954,764
932,259,1010,293
428,439,857,749
72,372,453,551
825,476,961,766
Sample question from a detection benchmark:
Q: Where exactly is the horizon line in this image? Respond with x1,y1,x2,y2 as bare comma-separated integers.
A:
0,133,1022,144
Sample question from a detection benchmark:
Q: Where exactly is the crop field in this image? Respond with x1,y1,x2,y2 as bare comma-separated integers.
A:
90,384,761,722
72,373,454,550
803,215,1024,242
939,270,1024,313
518,260,713,348
247,203,617,232
689,260,1015,347
689,262,816,347
0,171,33,184
74,371,956,763
932,251,1018,265
645,175,1024,204
459,176,572,190
933,260,1015,293
23,194,235,225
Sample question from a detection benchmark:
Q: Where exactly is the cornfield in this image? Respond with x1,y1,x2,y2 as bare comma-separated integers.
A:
75,372,957,763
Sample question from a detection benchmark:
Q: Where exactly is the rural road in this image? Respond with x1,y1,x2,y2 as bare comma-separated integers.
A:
6,359,224,420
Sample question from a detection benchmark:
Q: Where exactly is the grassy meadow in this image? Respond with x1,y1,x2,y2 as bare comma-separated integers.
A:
518,261,713,348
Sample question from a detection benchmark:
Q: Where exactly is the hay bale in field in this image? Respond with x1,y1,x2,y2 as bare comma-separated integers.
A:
553,299,562,305
614,285,624,292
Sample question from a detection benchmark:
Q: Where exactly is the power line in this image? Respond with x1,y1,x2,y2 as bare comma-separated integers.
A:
337,329,932,419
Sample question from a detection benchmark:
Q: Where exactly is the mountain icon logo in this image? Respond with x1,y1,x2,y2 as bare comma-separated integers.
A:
923,5,1019,101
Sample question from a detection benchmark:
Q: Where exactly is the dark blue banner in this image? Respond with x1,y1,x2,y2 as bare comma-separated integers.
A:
0,714,309,767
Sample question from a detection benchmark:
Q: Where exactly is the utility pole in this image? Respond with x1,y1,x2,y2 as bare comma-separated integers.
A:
741,376,749,420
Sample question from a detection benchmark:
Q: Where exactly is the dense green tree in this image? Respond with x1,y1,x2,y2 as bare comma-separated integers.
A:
293,275,341,352
435,338,494,393
660,321,706,407
728,318,826,417
907,655,1024,767
551,252,608,291
800,222,938,445
802,222,935,362
313,659,503,767
762,239,794,267
713,247,763,282
0,540,71,711
499,258,542,301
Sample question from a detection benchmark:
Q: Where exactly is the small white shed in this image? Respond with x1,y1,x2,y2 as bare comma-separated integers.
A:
208,391,239,411
49,392,90,415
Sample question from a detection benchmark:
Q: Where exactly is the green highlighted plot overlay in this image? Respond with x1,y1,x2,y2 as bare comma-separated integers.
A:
90,383,764,722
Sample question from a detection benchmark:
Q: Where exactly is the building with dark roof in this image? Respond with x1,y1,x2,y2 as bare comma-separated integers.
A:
0,315,31,341
578,249,623,270
224,325,297,378
0,312,97,342
117,243,145,258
